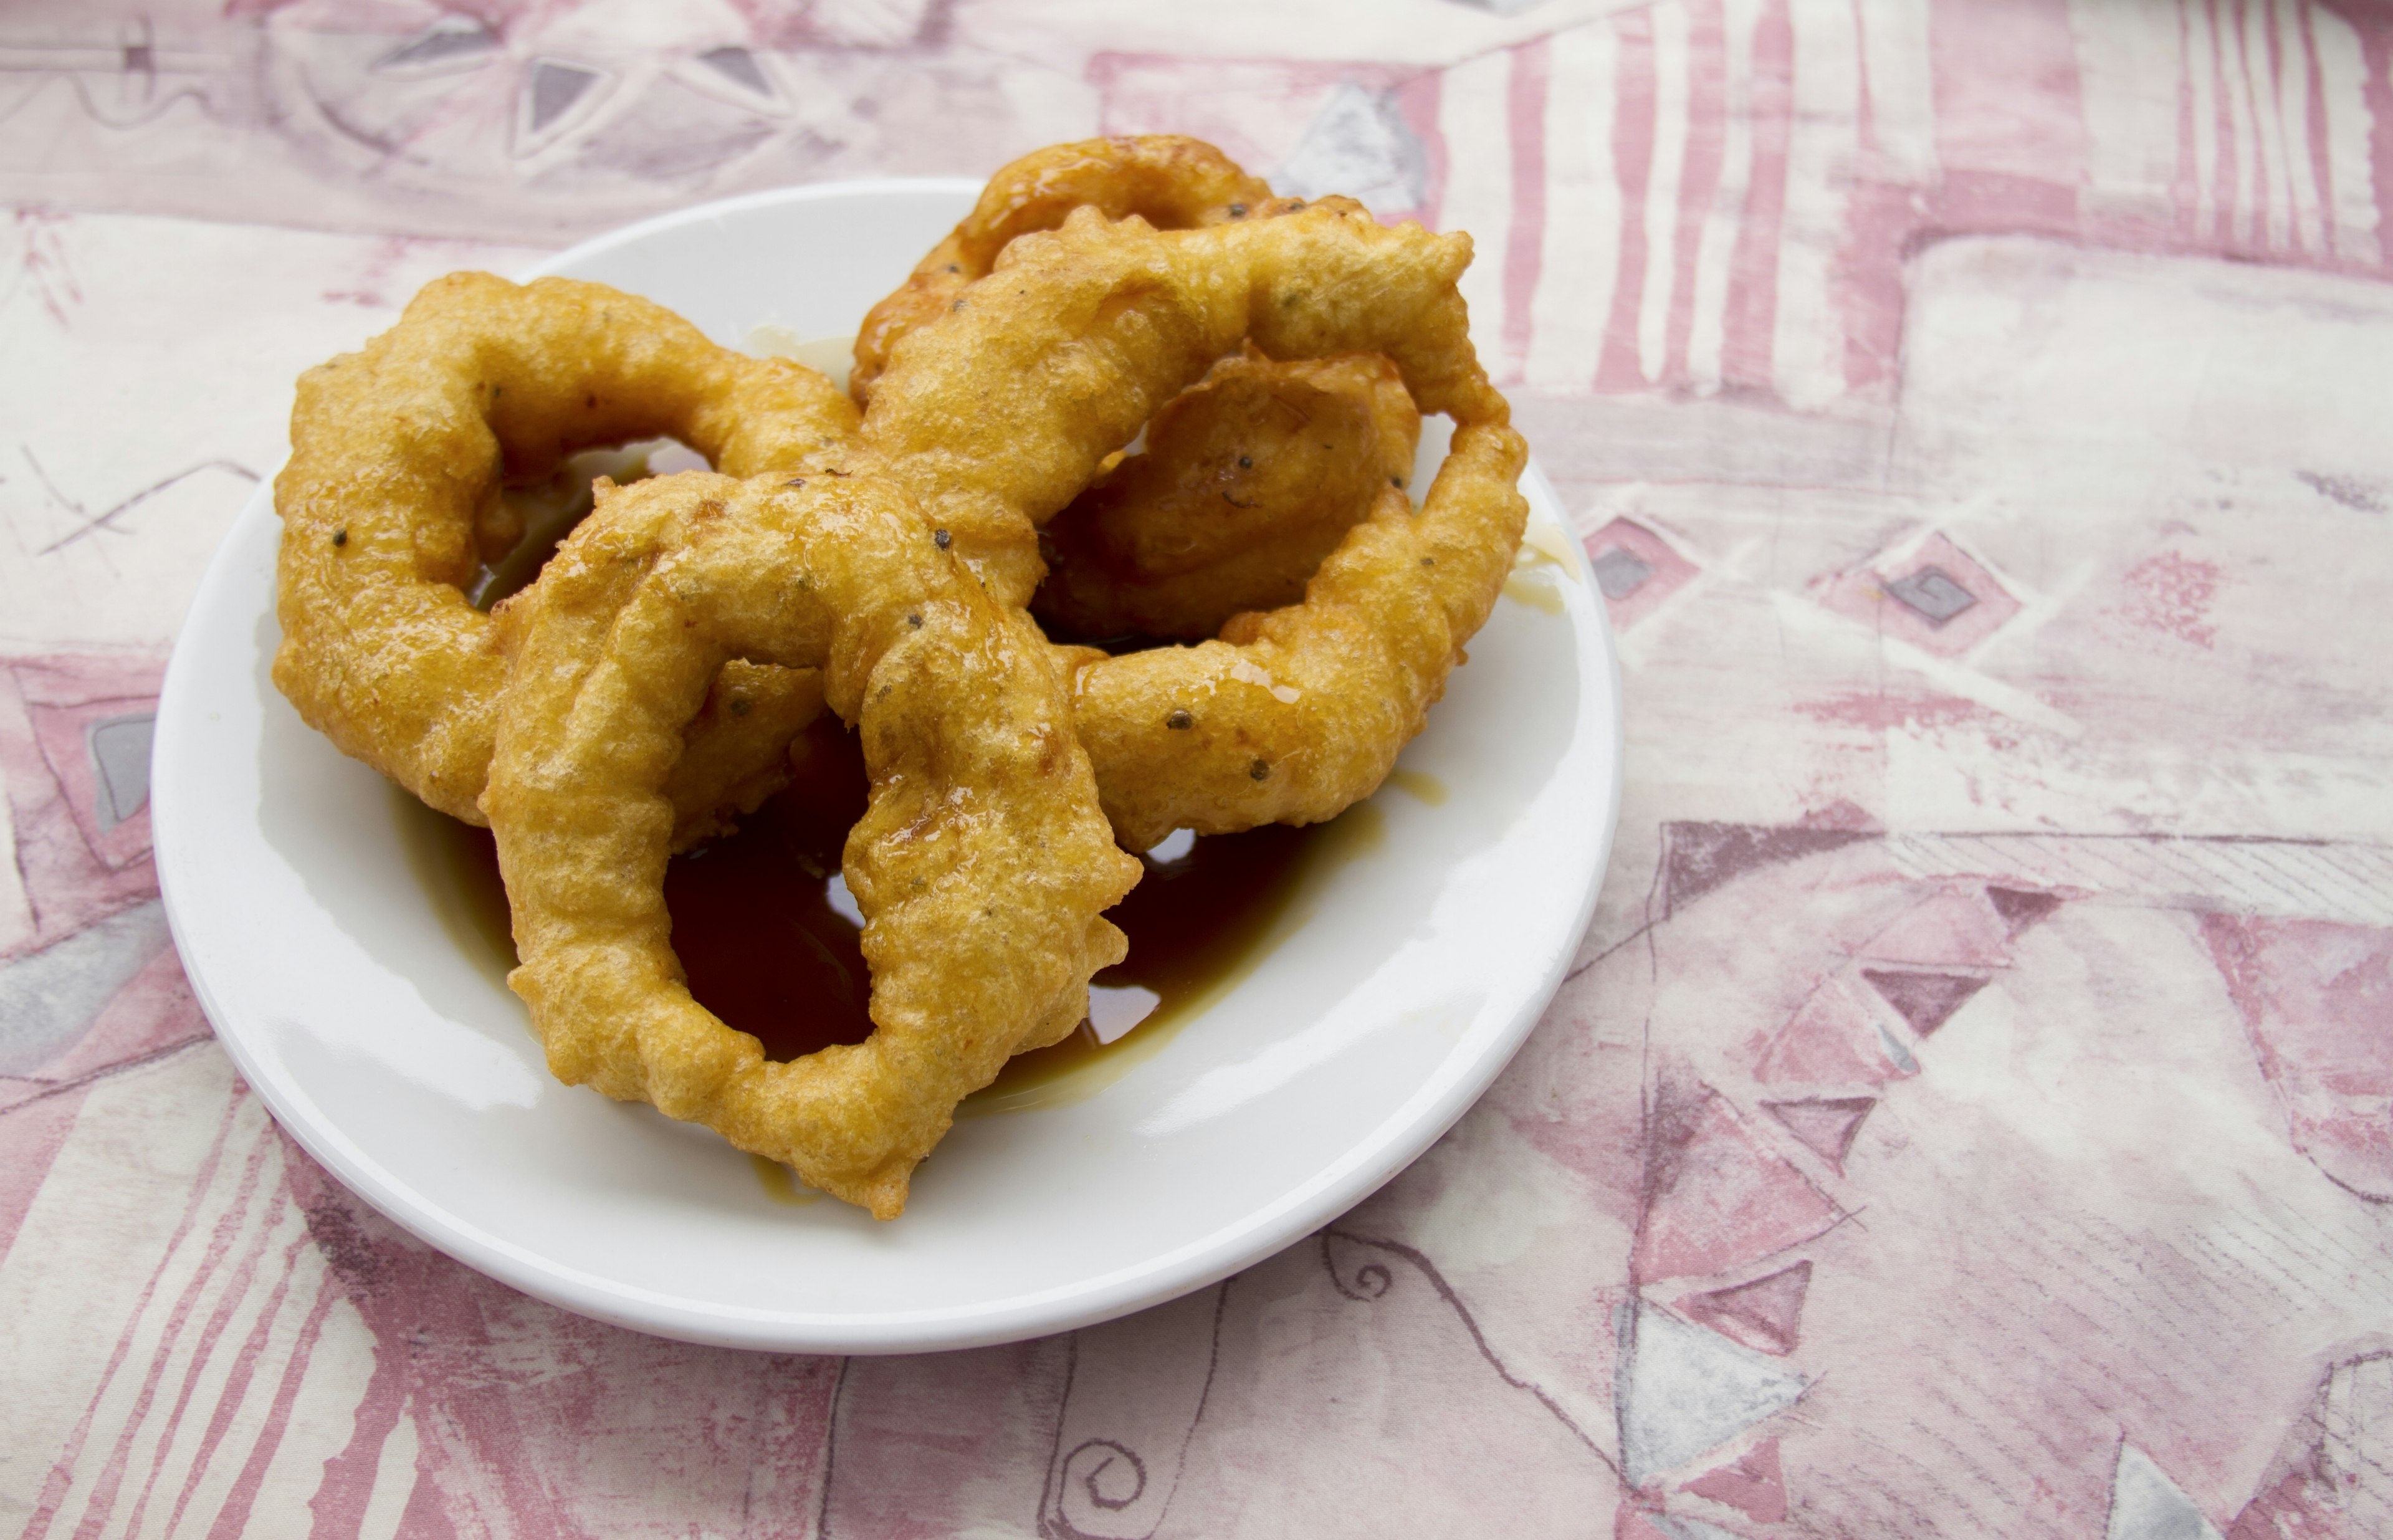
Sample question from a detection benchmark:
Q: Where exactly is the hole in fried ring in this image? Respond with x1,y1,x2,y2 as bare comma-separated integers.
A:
857,200,1525,849
1032,344,1423,643
480,471,1139,1218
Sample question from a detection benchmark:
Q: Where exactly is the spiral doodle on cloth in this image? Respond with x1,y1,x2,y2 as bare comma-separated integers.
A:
1055,1439,1149,1531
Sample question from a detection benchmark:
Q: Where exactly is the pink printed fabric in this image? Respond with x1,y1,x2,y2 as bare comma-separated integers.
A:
2,1,2389,1534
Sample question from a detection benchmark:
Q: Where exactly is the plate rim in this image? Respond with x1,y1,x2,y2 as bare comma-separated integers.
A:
150,179,1625,1354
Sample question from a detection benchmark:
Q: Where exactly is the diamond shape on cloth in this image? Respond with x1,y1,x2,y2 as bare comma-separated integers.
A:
1884,564,1978,625
1813,531,2022,656
1582,518,1699,631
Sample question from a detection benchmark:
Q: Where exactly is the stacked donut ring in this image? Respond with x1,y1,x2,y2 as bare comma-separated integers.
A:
271,137,1529,1217
273,272,856,848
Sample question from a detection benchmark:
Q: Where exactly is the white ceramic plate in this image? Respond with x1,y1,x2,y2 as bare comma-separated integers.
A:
151,181,1623,1353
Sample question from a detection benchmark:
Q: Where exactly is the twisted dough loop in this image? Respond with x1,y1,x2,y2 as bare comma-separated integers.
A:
274,272,857,839
482,472,1140,1218
1066,423,1529,849
849,135,1271,403
856,200,1524,846
856,198,1507,611
861,138,1416,643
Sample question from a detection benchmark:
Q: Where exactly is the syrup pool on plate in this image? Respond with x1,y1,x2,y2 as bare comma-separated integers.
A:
399,710,1380,1119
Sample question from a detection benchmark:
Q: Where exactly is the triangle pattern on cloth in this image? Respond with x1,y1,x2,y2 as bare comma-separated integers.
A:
1615,1300,1808,1489
1858,889,2014,967
1986,884,2064,934
1860,968,1990,1038
2108,1443,2224,1540
1663,823,1871,917
1762,1098,1877,1174
1680,1437,1787,1524
1634,1083,1840,1284
1615,1505,1679,1540
1675,1262,1812,1357
1650,1516,1752,1540
1754,980,1916,1085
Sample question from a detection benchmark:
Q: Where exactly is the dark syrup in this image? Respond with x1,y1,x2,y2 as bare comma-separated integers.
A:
401,711,1340,1107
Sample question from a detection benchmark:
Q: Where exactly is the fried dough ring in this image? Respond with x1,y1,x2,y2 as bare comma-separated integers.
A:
853,200,1523,846
482,471,1140,1219
1064,424,1528,849
856,198,1506,611
849,135,1272,403
864,138,1413,641
274,272,859,843
1033,345,1421,641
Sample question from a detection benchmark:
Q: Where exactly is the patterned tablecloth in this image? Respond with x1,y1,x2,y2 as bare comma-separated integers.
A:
4,1,2389,1535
